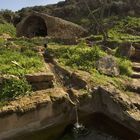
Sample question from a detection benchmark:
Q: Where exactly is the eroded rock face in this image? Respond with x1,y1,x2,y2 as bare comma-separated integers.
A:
96,56,120,76
0,63,140,140
25,72,54,90
97,85,140,136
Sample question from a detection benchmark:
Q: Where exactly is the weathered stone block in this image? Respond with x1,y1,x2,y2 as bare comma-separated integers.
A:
31,81,54,90
25,73,54,83
96,56,120,76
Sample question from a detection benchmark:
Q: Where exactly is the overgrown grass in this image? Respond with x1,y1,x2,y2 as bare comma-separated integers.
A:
0,23,16,37
0,37,46,103
0,78,31,101
48,42,132,90
107,16,140,43
48,43,106,72
90,69,130,90
48,42,132,76
0,48,45,76
0,36,46,76
117,58,132,76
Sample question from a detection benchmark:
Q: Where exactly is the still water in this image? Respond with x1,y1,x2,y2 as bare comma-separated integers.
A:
60,122,123,140
59,113,139,140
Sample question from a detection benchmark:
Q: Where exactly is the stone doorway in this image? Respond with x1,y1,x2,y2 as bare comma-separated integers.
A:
22,15,47,38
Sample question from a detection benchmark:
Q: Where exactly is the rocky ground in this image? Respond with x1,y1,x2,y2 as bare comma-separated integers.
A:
0,51,140,139
127,44,140,94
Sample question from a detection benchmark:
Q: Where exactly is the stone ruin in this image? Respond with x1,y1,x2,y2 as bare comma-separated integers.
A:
16,11,88,40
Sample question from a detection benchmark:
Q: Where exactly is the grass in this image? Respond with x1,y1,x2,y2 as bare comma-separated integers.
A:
48,43,132,90
0,23,16,37
0,37,46,103
0,16,138,104
48,43,106,72
0,48,45,76
48,42,132,76
0,23,47,103
116,58,132,76
90,70,130,90
0,36,46,76
107,16,140,43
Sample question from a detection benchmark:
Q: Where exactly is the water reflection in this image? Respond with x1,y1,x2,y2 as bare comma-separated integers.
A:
60,126,123,140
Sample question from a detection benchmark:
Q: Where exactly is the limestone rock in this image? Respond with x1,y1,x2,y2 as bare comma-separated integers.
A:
0,33,11,40
96,56,120,76
127,79,140,93
117,42,135,58
32,46,45,53
25,73,54,83
97,85,140,135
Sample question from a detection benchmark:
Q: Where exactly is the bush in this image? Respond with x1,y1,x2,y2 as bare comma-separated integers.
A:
0,23,16,37
117,58,132,76
48,44,106,72
0,78,31,101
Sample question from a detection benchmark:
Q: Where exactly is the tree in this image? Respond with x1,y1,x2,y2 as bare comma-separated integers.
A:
83,0,109,42
0,9,15,23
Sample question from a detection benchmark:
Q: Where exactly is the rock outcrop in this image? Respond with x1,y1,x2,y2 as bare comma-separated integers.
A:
96,56,120,76
117,42,135,58
0,62,140,140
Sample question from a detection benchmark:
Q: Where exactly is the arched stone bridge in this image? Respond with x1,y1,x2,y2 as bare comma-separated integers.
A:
16,11,88,40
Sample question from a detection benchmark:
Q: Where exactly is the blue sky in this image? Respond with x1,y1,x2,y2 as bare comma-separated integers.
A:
0,0,62,11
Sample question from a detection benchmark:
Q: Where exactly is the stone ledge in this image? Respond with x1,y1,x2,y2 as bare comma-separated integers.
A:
32,81,54,90
25,73,54,83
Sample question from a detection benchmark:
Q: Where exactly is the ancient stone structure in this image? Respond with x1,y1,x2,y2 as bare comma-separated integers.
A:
0,60,140,140
16,11,88,40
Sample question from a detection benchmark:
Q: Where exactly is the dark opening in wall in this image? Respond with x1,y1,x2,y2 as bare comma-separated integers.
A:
22,15,47,38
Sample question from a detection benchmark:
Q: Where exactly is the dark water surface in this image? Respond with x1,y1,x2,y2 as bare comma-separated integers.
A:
59,113,139,140
60,128,123,140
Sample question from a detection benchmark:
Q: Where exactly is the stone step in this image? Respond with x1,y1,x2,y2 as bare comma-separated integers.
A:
132,49,140,61
131,57,140,63
133,42,140,50
131,72,140,78
132,62,140,72
127,79,140,94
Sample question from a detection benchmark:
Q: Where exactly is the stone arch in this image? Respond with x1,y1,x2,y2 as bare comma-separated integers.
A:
16,12,88,41
21,15,48,38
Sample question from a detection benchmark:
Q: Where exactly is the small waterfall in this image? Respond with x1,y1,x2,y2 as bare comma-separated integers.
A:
74,105,81,129
73,104,89,138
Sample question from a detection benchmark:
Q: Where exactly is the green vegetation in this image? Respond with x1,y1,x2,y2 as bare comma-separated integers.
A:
0,23,16,37
0,37,45,102
0,25,46,103
48,42,132,76
48,42,132,90
0,46,45,76
0,14,138,105
107,16,140,43
0,78,31,101
117,58,132,76
48,42,106,72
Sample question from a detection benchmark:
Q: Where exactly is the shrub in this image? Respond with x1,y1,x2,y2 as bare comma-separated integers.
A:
0,78,31,101
0,23,16,37
117,58,132,76
48,44,106,72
